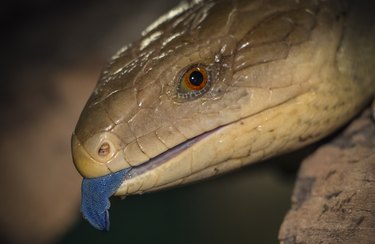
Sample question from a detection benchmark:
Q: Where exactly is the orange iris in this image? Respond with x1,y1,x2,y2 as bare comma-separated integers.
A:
183,66,208,91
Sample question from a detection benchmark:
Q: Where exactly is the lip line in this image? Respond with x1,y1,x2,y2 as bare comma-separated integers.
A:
123,124,224,180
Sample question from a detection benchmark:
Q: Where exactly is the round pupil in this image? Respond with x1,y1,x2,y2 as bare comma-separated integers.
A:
189,70,204,86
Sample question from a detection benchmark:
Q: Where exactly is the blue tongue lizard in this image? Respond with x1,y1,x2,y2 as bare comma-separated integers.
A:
80,168,130,231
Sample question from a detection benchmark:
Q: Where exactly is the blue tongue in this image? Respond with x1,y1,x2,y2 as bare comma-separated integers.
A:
80,168,130,231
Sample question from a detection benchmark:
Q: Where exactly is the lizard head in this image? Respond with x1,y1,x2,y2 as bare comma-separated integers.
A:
72,0,342,196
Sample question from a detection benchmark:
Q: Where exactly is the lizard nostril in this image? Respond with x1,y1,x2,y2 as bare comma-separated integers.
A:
98,143,111,157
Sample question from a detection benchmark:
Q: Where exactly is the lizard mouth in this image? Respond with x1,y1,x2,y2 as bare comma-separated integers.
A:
113,122,232,196
122,125,222,181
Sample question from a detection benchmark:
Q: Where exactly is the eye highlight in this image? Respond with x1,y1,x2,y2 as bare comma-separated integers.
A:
176,64,211,101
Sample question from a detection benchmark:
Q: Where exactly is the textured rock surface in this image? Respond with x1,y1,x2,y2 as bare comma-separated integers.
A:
279,110,375,243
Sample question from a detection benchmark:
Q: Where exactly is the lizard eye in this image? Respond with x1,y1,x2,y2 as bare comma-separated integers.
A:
176,64,211,101
183,66,208,90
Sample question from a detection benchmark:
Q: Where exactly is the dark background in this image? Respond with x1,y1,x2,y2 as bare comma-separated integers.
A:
0,1,302,243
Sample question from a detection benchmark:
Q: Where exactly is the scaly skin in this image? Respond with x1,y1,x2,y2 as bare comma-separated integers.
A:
72,0,375,196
